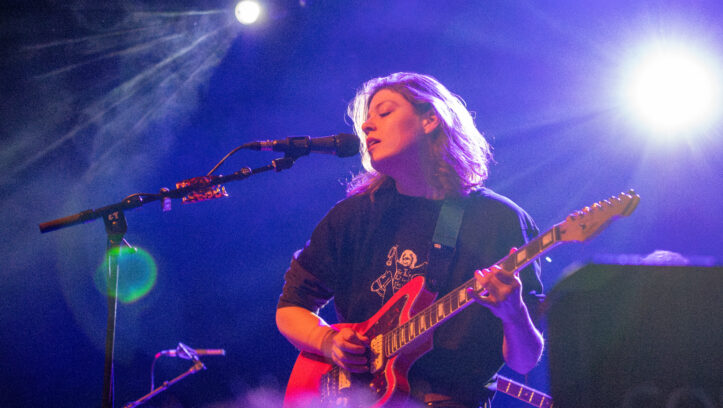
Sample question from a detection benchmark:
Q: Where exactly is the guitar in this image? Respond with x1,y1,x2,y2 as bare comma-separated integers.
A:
284,190,640,408
495,375,554,408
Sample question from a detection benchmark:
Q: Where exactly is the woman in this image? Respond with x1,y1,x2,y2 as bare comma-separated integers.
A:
277,72,544,408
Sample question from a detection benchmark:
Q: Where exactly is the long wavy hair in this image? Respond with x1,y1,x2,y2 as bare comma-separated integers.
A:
346,72,493,198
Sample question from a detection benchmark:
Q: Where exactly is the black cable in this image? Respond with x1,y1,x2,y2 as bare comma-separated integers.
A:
206,143,253,176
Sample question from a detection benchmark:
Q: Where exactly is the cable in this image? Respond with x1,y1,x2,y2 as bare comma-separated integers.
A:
206,143,253,176
150,353,161,392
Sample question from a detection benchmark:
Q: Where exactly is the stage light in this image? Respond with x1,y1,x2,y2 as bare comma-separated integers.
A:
625,46,720,134
235,1,261,25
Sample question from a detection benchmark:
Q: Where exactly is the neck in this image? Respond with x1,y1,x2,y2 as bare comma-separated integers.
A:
393,176,444,200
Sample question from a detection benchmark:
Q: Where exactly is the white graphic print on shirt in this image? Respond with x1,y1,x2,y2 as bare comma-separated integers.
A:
370,245,428,302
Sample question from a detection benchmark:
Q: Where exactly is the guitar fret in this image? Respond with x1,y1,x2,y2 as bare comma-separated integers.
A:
515,249,528,267
541,229,555,249
521,389,532,400
497,376,554,408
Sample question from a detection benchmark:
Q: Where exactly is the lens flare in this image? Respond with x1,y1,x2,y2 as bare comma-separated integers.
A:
94,246,157,303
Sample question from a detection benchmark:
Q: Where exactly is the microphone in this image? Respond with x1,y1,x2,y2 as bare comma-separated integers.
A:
244,133,359,158
157,343,226,360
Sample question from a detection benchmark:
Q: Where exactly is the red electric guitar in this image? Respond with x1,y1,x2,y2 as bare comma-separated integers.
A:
284,190,640,408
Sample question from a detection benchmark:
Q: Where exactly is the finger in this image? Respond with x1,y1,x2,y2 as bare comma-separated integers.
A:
508,247,518,255
340,329,368,345
335,351,368,365
337,340,367,354
473,270,491,296
332,348,369,373
491,269,522,289
475,269,492,284
467,287,493,306
331,352,368,373
490,270,515,285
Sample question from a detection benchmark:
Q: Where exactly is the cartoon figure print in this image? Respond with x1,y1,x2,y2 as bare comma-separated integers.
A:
370,245,428,301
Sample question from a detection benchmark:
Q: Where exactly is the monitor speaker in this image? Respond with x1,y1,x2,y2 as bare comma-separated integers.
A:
545,263,722,408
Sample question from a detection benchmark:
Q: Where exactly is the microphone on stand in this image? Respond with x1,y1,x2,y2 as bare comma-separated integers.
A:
243,133,360,158
156,343,226,360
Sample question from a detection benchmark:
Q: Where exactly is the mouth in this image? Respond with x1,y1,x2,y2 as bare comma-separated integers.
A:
366,138,380,149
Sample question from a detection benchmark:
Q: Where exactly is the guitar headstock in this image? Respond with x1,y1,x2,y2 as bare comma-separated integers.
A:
558,189,640,243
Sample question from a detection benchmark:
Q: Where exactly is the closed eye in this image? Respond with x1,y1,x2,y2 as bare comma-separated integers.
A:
379,111,391,117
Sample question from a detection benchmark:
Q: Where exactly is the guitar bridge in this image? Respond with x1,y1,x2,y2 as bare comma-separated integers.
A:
369,334,384,374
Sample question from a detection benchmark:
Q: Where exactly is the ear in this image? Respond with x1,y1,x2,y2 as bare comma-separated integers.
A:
421,110,441,135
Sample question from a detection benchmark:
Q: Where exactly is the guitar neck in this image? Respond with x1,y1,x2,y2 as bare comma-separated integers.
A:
383,225,562,357
496,375,554,408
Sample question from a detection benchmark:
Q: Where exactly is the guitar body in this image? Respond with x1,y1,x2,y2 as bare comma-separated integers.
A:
284,276,437,408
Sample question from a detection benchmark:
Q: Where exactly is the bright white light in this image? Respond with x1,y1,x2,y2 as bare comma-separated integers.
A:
626,46,720,134
235,1,261,25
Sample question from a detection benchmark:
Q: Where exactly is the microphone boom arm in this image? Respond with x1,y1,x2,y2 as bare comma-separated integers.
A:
38,156,296,234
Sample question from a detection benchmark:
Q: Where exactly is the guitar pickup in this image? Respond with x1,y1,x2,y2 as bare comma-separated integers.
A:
368,334,384,374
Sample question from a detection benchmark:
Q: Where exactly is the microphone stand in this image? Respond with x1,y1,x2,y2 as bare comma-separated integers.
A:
121,358,206,408
38,154,299,408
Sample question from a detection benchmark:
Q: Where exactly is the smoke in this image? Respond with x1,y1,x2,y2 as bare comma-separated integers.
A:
3,1,239,188
0,0,242,357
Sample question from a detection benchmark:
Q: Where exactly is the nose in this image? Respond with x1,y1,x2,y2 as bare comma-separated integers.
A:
362,118,375,135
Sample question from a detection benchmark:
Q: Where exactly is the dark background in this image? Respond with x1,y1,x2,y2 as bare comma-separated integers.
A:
1,1,721,407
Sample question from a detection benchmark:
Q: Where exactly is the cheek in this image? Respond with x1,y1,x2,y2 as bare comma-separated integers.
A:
393,120,425,149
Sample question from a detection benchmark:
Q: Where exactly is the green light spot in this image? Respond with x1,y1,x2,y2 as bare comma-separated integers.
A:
94,246,157,303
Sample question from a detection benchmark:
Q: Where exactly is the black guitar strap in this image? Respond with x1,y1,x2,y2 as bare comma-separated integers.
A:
427,197,467,291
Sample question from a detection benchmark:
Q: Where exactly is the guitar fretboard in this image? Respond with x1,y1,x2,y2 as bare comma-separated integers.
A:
496,376,554,408
383,226,561,357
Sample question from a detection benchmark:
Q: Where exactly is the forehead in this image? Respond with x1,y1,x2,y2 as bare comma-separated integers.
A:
368,88,409,110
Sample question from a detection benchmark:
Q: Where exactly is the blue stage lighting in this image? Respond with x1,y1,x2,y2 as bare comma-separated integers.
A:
625,46,720,135
235,1,261,25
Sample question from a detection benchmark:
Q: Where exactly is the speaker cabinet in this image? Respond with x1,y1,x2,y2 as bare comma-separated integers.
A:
546,263,722,408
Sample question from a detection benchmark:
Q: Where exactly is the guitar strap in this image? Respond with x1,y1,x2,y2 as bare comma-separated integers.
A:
427,197,467,291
